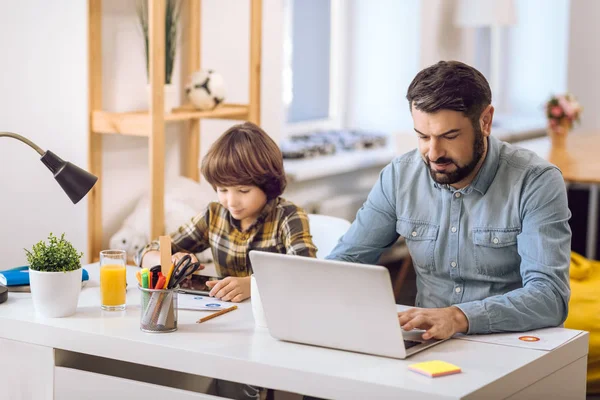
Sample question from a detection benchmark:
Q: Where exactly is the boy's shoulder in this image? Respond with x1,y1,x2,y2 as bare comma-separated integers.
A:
272,197,308,219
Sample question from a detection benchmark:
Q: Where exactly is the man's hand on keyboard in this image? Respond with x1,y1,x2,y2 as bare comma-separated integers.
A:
398,306,469,340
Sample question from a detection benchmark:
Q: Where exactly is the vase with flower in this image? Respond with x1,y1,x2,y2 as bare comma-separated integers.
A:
545,93,583,148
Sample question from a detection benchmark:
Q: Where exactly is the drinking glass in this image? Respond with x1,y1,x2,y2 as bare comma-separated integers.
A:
100,249,127,311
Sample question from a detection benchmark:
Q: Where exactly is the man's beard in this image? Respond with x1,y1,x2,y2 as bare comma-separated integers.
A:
425,128,485,185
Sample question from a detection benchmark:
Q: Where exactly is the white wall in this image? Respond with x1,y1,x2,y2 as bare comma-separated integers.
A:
345,0,421,134
419,0,476,69
504,0,570,116
345,0,477,136
568,0,600,131
0,1,88,267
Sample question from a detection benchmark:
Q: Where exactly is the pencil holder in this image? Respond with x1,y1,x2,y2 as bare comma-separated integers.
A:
139,285,179,333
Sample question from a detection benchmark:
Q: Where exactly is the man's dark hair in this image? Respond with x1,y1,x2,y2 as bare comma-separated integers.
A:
406,61,492,127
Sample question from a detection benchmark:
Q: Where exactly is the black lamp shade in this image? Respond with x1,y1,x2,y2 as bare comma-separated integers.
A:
40,150,98,204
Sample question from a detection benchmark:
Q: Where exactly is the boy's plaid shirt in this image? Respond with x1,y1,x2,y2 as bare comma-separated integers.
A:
138,197,317,277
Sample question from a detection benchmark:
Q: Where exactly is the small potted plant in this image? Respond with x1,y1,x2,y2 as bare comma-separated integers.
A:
25,233,83,318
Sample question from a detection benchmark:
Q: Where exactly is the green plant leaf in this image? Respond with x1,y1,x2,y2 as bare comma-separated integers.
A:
137,0,181,85
24,233,83,272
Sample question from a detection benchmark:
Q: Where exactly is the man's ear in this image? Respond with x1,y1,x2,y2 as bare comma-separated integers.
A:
480,105,494,137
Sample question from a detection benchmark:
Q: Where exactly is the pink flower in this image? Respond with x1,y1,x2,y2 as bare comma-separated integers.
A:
558,96,575,118
550,106,563,117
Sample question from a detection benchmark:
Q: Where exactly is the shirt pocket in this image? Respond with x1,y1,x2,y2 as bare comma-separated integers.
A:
396,218,439,272
472,228,521,278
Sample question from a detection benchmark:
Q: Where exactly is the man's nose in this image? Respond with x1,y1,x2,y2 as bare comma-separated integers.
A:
428,138,445,162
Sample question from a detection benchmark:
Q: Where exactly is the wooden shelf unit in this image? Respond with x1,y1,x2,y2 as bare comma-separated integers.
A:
92,104,251,136
87,0,262,261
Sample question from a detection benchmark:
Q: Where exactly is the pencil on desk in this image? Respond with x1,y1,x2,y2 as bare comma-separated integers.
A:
196,305,238,323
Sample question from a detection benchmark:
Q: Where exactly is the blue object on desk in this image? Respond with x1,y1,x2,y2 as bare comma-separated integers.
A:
0,266,89,286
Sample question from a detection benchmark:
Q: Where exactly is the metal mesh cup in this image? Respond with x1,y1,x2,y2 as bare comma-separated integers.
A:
139,285,178,333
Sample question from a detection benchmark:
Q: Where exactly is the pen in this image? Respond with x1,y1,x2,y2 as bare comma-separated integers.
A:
135,271,142,285
156,291,173,326
141,271,149,289
164,263,175,288
142,292,162,326
150,267,161,289
155,276,166,291
196,305,238,323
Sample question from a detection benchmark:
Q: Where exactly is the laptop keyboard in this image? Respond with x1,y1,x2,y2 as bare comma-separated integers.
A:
404,340,422,349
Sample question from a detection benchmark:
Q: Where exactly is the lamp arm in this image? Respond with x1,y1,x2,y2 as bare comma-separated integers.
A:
0,132,45,156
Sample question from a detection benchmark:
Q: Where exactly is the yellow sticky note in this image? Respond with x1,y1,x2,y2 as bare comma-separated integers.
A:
408,360,462,378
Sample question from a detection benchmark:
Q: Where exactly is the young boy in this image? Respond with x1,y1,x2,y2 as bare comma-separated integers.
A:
138,121,317,303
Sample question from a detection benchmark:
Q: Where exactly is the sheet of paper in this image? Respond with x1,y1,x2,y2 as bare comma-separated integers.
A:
177,293,233,311
454,327,584,351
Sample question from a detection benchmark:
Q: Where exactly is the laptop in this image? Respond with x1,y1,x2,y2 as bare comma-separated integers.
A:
248,251,448,359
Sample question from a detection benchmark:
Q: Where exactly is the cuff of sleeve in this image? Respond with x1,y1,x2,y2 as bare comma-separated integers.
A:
136,242,160,267
454,301,491,335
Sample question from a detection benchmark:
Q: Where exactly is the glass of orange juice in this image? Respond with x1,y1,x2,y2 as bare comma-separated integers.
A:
100,250,127,311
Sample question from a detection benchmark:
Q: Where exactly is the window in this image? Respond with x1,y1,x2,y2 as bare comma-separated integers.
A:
283,0,346,135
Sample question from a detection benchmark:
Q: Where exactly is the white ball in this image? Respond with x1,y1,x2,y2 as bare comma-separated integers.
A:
185,69,226,111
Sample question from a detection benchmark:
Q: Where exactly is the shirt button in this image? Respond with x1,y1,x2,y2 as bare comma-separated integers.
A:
451,261,457,268
454,192,461,198
411,231,417,237
451,226,457,233
455,287,461,293
493,237,499,244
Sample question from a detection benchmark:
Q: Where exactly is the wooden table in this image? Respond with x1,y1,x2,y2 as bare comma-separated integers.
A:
516,132,600,259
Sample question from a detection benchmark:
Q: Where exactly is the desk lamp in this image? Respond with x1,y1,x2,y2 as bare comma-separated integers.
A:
0,132,98,303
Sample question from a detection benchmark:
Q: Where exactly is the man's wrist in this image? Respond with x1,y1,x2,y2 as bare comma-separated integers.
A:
450,306,469,334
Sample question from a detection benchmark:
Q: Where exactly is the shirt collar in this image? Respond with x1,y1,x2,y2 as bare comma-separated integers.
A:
470,136,499,195
430,136,500,196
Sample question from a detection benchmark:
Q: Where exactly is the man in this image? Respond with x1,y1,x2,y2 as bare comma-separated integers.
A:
327,60,571,340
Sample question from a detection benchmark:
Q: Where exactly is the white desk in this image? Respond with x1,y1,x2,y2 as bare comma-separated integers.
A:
0,265,588,400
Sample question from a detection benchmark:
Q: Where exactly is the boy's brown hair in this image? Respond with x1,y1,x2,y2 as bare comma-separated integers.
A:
200,122,287,199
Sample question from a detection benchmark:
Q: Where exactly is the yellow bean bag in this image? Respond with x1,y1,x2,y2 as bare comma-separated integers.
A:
564,252,600,394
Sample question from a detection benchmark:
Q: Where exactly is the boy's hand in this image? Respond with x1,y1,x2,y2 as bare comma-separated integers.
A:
206,277,251,303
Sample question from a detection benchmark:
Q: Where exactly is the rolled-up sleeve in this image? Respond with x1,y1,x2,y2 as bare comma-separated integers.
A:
326,162,400,264
136,207,211,266
280,208,318,258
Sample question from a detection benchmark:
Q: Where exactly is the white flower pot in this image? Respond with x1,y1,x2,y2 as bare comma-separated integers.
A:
29,268,82,318
146,83,179,113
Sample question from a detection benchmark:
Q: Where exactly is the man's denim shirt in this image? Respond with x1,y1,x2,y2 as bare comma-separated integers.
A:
327,136,571,334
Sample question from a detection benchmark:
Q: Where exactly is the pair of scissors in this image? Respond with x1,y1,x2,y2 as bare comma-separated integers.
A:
168,254,201,289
